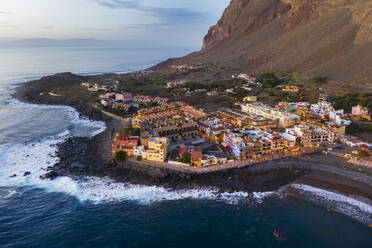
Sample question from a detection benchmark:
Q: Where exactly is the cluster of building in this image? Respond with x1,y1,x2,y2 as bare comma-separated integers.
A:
113,104,208,163
99,92,134,111
222,124,334,159
166,80,187,89
98,90,171,113
133,95,170,106
173,147,227,167
351,105,371,121
81,82,110,92
112,83,371,166
170,64,207,72
240,103,301,128
197,117,234,141
124,102,207,130
223,129,288,158
232,74,256,83
113,135,168,162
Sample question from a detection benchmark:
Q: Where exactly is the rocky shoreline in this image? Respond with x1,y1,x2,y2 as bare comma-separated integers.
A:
12,74,372,210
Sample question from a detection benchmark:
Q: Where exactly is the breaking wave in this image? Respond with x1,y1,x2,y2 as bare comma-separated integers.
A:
0,133,275,205
0,99,275,206
290,184,372,225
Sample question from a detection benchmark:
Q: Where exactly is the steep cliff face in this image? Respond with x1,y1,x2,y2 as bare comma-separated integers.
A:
202,0,291,50
156,0,372,83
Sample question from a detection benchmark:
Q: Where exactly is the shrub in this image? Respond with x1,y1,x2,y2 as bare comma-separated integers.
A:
256,72,282,88
310,76,328,86
115,150,127,162
178,152,191,164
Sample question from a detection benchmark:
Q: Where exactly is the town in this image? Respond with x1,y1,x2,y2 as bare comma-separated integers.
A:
81,73,372,172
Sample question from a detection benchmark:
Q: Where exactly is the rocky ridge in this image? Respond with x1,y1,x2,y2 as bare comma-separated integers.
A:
155,0,372,83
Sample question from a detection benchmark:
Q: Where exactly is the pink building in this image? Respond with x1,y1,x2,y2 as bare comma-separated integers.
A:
115,93,133,102
101,99,113,107
112,102,131,111
352,105,369,116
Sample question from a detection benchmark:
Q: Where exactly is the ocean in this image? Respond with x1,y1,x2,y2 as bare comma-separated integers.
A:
0,46,371,248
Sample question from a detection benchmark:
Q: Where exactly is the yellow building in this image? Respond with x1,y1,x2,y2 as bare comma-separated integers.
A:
191,151,202,167
180,105,208,119
146,137,168,162
282,86,299,92
329,125,346,141
296,108,313,120
351,115,371,121
243,96,258,103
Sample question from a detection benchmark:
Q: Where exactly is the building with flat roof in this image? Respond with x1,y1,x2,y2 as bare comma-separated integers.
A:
154,122,198,142
241,103,300,128
180,105,208,119
284,125,334,147
224,129,288,158
146,137,168,162
217,108,278,130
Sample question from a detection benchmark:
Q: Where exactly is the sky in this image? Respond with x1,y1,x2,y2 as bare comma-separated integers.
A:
0,0,230,47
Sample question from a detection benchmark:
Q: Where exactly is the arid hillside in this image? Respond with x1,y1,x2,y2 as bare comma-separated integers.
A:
154,0,372,83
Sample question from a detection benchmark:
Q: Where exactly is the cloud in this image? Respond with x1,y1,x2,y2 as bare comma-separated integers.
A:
0,21,19,28
93,0,139,9
92,0,213,29
43,26,54,29
77,27,113,31
0,11,12,15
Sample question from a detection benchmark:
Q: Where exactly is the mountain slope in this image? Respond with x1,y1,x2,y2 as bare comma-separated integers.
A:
155,0,372,82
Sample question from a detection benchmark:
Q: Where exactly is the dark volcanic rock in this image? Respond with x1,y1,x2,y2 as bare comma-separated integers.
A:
49,137,104,177
23,172,31,177
42,171,59,180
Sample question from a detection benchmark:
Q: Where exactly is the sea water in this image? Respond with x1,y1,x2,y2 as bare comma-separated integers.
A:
0,46,371,248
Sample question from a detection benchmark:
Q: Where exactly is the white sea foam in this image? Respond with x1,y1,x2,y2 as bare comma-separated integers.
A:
57,130,70,137
7,98,75,111
0,131,274,205
0,97,275,206
291,184,372,224
2,189,18,199
71,116,106,137
48,176,275,205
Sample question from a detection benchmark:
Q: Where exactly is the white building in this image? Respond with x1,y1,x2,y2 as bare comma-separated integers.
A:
241,103,300,128
310,101,333,117
167,80,187,89
224,131,246,158
201,155,227,166
285,125,334,147
329,109,352,126
134,145,147,158
198,118,232,137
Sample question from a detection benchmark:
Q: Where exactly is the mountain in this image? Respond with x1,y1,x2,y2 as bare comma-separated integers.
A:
154,0,372,83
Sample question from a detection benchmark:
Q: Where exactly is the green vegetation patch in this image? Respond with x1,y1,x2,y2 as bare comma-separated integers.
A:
114,150,128,162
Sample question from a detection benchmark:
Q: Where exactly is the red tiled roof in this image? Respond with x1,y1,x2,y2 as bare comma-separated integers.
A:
178,146,189,155
191,150,202,159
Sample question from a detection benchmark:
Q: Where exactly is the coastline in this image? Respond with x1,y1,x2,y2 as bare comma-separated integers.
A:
12,73,372,226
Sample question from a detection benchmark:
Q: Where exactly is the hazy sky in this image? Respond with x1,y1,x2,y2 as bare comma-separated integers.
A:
0,0,230,46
